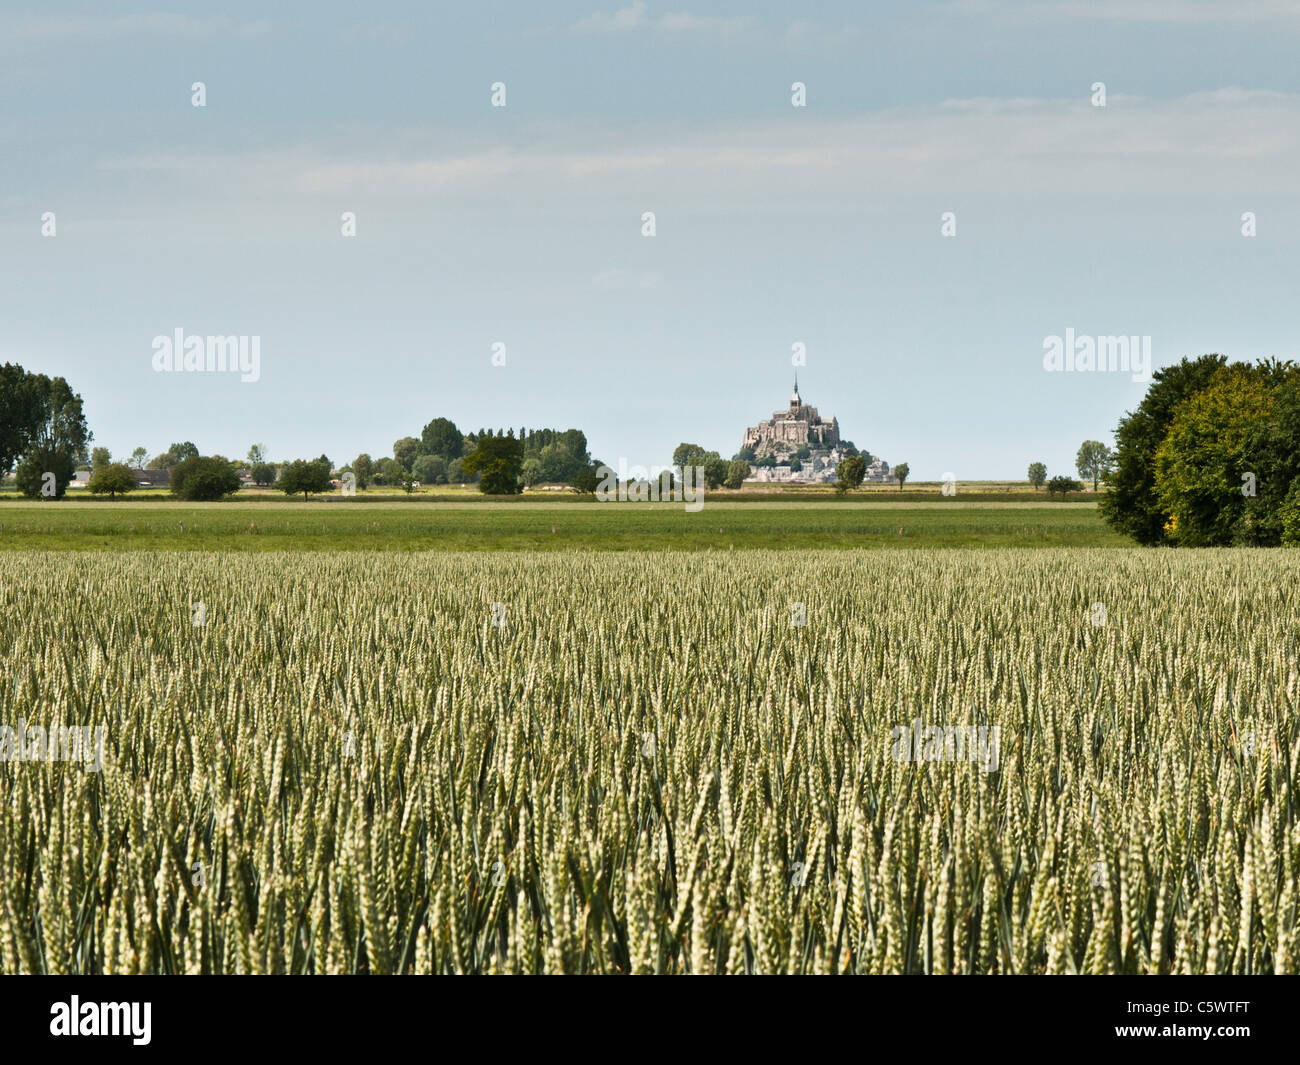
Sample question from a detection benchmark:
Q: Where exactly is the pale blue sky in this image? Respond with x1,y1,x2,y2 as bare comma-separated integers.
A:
3,1,1299,479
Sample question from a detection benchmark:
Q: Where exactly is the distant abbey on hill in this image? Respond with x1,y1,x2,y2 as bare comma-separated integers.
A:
740,378,889,484
742,378,840,453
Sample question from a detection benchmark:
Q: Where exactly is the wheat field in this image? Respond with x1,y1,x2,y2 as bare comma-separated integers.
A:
0,549,1296,973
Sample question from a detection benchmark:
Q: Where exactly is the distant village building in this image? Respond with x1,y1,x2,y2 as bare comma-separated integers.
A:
740,379,890,484
135,469,171,487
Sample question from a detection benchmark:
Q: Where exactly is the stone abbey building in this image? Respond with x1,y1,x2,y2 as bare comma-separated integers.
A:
741,378,840,454
740,378,890,484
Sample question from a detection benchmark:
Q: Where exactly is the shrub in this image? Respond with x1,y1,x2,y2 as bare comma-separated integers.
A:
1047,475,1082,498
170,456,242,501
724,460,750,489
15,447,75,498
88,463,136,499
277,458,333,501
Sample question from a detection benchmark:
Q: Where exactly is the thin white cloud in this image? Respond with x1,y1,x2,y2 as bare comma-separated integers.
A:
8,13,272,39
95,88,1300,208
949,0,1300,25
1054,0,1300,23
657,11,751,33
784,19,862,47
574,3,750,34
574,2,649,33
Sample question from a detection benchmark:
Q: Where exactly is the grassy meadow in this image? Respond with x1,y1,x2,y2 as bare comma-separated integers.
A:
0,549,1295,973
0,499,1121,551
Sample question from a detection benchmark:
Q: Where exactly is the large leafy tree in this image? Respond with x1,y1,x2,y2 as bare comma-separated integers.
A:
89,463,136,499
1279,480,1300,545
535,444,567,483
521,456,544,487
352,453,373,490
533,432,590,484
1027,461,1047,491
171,456,242,501
412,453,447,485
555,429,588,457
1075,441,1114,491
420,418,464,461
462,434,524,494
170,441,200,461
11,372,92,498
16,450,75,497
571,460,606,494
672,443,722,491
724,460,750,489
1154,364,1281,546
1241,371,1300,544
393,436,420,472
277,458,333,501
672,442,710,469
34,374,91,460
372,457,402,485
837,455,867,492
1099,355,1227,544
0,364,41,476
703,457,729,489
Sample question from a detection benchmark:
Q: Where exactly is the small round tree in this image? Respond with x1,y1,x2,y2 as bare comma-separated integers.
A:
16,448,75,498
724,460,750,489
88,462,136,499
278,458,333,501
413,453,447,485
703,457,729,489
462,436,524,495
1047,475,1082,498
171,456,242,501
351,453,373,490
571,461,605,494
836,455,867,493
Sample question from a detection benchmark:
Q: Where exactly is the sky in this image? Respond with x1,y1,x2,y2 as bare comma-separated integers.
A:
3,0,1299,480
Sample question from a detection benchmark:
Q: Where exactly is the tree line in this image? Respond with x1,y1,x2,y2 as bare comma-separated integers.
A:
0,367,603,500
344,422,600,497
20,354,1285,519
